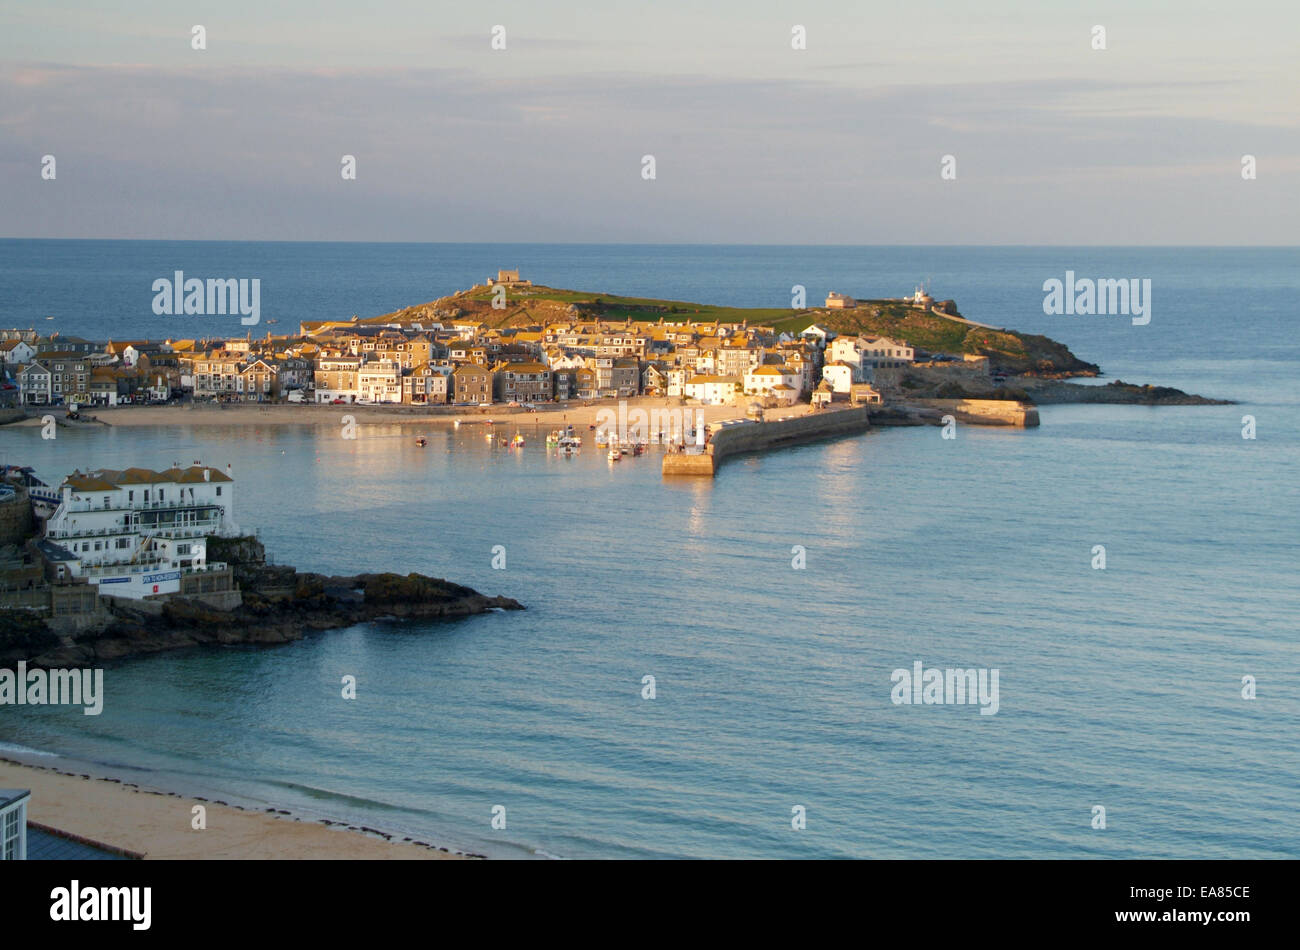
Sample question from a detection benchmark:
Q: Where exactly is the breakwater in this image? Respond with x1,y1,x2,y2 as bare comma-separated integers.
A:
662,407,871,477
911,398,1040,427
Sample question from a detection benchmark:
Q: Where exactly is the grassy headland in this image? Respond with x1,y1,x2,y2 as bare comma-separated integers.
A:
370,285,1098,377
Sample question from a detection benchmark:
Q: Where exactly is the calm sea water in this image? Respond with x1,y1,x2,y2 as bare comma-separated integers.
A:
1,243,1297,859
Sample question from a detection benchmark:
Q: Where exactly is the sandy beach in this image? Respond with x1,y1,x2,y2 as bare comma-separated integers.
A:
11,398,811,430
0,757,468,860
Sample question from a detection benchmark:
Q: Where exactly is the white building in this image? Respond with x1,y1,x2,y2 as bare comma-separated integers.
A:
827,338,866,381
0,340,36,366
825,292,856,309
821,362,855,394
683,374,740,405
41,465,239,599
799,323,835,346
357,360,402,403
743,364,804,400
0,789,28,860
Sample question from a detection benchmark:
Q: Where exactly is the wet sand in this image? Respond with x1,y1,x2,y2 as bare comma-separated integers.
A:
18,398,810,430
0,758,469,860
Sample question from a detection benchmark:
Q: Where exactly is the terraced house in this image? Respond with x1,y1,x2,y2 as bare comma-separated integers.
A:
238,358,281,401
494,361,552,403
451,363,494,404
187,351,244,398
17,361,51,405
357,359,402,403
44,353,90,404
401,363,449,404
313,354,361,403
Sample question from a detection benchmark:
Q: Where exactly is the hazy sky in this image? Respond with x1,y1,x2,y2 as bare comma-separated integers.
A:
1,1,1296,243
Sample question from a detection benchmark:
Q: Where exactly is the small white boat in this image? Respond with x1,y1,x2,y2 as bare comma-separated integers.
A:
607,447,621,461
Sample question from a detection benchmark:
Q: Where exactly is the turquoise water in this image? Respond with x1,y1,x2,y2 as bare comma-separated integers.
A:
1,244,1297,858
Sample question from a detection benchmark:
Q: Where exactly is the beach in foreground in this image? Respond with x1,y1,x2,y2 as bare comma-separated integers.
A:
0,758,467,860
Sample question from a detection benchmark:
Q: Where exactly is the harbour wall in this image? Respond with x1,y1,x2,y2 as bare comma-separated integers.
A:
663,407,871,477
911,398,1040,427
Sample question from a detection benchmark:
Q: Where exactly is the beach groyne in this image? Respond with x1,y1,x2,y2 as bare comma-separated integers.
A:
662,407,871,477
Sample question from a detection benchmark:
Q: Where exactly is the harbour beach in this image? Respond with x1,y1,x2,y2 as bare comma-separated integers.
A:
11,398,786,430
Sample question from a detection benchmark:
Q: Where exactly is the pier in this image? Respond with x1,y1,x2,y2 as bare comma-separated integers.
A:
662,406,871,478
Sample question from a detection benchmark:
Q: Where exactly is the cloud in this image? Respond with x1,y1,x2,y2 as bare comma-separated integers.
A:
0,63,1295,243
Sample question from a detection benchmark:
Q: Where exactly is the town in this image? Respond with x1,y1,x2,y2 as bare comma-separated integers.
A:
0,272,1004,414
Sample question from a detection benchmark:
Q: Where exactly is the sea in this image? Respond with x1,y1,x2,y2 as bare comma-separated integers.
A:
0,242,1297,859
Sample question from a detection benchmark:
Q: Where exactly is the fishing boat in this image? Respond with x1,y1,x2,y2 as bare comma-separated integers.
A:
607,446,622,461
485,432,495,442
512,434,526,448
415,437,427,446
546,431,560,447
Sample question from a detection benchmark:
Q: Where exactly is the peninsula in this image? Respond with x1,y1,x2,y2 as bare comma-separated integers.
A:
0,270,1227,430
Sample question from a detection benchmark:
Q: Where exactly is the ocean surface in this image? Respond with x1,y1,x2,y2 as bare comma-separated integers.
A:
1,242,1297,859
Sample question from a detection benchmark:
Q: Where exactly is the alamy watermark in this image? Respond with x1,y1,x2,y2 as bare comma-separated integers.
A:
152,271,261,325
1042,271,1150,325
890,660,999,715
595,401,705,445
0,662,104,715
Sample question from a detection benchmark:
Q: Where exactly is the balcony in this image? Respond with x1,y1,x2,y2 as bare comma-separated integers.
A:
60,499,222,514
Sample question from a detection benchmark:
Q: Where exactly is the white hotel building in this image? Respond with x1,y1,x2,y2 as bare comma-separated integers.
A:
41,465,239,599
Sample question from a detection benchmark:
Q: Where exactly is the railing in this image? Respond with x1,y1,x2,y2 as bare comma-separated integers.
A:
79,560,226,579
60,499,222,513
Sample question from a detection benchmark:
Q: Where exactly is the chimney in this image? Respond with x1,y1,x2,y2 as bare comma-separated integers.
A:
203,469,210,482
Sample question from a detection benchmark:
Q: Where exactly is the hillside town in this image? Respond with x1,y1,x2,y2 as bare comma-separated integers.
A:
0,273,992,413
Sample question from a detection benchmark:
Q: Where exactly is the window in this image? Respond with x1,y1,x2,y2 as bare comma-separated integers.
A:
3,805,22,860
215,487,222,496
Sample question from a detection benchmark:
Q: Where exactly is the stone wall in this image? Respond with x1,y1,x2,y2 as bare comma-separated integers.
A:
0,486,34,546
663,407,871,477
912,398,1040,427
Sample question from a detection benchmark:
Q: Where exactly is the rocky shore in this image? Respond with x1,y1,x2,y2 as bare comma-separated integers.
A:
2,538,523,668
1015,378,1234,406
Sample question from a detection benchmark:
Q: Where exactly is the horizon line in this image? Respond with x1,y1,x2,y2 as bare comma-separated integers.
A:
1,238,1297,249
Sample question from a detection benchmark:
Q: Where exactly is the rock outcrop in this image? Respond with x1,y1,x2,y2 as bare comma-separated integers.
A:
2,537,523,668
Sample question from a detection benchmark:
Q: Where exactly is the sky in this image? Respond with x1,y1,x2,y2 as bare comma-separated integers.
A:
0,0,1296,244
